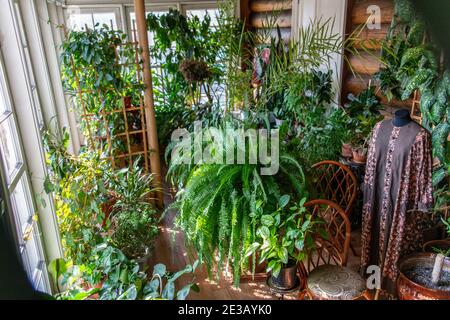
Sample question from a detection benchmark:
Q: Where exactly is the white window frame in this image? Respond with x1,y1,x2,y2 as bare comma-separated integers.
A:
64,5,124,30
0,0,64,294
0,51,51,293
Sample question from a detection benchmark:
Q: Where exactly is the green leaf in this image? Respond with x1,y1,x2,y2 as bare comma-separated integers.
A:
271,263,282,278
192,259,200,272
401,69,434,100
301,219,311,232
278,195,290,208
261,214,274,227
43,176,54,194
170,264,191,282
118,285,137,300
420,89,435,113
278,247,288,264
257,226,270,239
407,21,425,45
432,123,450,162
152,263,167,277
143,278,160,295
72,288,100,300
176,284,192,300
400,46,427,68
162,281,175,300
244,242,260,258
432,167,447,187
48,258,67,286
295,239,304,251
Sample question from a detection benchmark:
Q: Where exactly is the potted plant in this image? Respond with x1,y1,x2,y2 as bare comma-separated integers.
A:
398,216,450,300
48,246,199,300
343,87,383,162
108,161,161,260
351,138,369,164
245,195,319,290
397,252,450,300
341,142,353,158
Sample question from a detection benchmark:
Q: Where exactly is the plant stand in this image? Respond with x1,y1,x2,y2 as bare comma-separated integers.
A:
266,276,302,300
340,157,366,229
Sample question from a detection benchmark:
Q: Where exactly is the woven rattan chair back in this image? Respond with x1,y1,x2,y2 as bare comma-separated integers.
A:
311,161,357,216
301,199,351,275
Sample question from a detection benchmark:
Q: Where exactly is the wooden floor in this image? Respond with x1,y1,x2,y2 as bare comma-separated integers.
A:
146,171,363,300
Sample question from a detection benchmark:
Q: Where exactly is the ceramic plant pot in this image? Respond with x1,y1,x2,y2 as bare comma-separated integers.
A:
397,253,450,300
270,261,298,290
341,143,353,158
352,149,367,164
422,239,450,254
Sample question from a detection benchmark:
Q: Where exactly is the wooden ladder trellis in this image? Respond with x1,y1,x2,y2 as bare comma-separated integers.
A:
67,23,150,173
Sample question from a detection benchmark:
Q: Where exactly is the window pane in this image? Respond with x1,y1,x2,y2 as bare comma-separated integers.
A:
11,175,33,232
129,11,168,45
93,12,117,29
21,228,43,287
68,13,94,31
0,117,22,181
23,47,44,129
0,77,9,115
187,9,219,26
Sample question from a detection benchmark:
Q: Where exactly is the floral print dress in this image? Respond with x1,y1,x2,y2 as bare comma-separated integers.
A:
360,120,433,294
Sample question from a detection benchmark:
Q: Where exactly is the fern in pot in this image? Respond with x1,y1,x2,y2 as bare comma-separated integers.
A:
167,123,308,287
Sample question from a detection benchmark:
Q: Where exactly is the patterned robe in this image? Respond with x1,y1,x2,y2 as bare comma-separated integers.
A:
360,120,433,293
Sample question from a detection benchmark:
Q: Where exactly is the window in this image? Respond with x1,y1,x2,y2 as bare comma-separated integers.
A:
186,8,220,27
129,10,169,45
12,1,44,130
65,7,122,31
0,54,49,293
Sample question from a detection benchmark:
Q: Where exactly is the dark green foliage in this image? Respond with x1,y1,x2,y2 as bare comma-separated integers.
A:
244,196,321,277
377,0,450,192
60,25,144,155
344,87,384,150
43,130,160,264
109,162,161,259
49,248,199,300
147,9,230,145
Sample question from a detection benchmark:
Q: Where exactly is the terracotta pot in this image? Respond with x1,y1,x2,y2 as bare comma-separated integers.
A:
270,261,298,290
397,252,450,300
341,143,353,158
352,149,367,163
423,239,450,253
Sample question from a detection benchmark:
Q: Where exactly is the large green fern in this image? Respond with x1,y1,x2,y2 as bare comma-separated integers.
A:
167,124,307,287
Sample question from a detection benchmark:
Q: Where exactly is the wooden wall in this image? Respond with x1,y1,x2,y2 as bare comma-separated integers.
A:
342,0,412,113
246,0,293,44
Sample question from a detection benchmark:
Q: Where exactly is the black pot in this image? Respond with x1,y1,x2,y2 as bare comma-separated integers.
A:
270,261,298,290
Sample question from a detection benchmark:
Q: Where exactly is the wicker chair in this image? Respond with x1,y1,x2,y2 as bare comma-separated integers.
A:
311,160,358,256
297,200,367,300
311,160,357,215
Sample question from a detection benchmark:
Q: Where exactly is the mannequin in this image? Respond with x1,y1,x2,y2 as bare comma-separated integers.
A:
392,109,412,127
361,112,433,296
